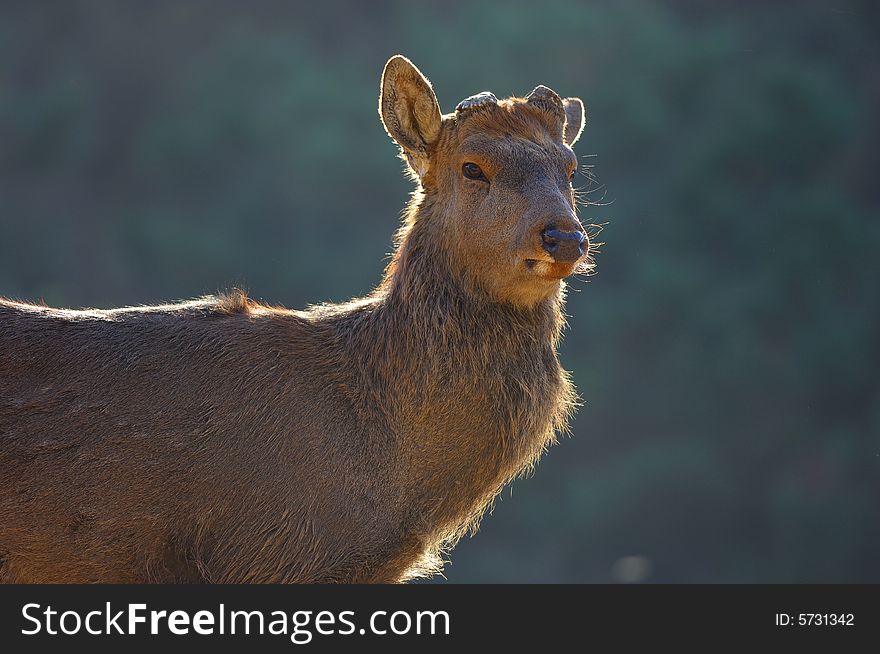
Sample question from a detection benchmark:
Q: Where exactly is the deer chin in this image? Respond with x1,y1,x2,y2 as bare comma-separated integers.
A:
523,258,578,280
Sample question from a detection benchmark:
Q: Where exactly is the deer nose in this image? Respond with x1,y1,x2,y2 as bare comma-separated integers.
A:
541,228,587,264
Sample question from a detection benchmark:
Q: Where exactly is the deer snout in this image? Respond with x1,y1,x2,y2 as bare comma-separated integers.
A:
541,227,587,264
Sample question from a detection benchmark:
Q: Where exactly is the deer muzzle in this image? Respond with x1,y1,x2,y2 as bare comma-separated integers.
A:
541,228,587,264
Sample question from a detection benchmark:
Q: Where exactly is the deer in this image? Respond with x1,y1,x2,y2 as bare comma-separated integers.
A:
0,55,594,583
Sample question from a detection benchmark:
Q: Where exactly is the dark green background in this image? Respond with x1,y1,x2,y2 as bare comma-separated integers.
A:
2,1,878,582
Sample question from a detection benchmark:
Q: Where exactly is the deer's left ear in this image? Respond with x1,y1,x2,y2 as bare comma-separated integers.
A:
563,97,585,146
379,55,442,174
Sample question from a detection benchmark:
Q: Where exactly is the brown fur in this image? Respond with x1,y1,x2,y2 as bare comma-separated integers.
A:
0,56,592,583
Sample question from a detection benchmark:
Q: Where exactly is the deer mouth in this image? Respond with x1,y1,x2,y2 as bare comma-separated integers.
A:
523,257,577,280
523,258,542,270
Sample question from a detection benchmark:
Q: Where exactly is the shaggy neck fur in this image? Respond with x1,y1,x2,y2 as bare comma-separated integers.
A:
328,188,576,573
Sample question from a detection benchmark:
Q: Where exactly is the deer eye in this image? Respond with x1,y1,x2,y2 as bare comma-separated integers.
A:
462,162,487,182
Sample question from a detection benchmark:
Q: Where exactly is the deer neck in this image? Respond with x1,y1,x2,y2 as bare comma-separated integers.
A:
359,199,574,537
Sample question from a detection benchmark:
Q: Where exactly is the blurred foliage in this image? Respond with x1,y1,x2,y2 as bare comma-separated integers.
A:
1,0,878,582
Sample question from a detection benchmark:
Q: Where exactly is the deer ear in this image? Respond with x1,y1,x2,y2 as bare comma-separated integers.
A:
563,97,585,146
379,55,442,171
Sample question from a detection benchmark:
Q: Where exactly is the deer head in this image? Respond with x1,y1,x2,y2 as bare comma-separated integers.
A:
379,55,589,308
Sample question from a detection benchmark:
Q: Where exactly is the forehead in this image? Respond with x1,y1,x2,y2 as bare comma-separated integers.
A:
458,133,574,169
446,100,574,166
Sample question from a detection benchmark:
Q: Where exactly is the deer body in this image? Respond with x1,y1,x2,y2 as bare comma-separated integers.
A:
0,56,590,583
